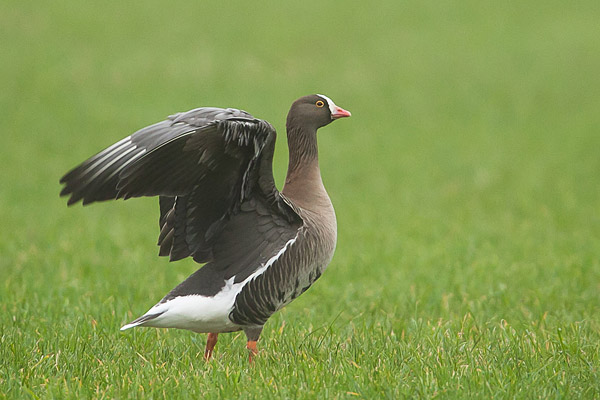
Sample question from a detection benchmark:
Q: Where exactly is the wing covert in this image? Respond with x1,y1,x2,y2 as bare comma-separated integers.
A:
60,107,302,264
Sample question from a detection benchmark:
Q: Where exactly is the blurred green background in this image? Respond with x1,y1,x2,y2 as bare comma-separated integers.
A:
1,0,599,398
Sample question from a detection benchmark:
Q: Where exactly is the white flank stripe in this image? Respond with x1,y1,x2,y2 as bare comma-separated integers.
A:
249,234,298,277
121,234,299,333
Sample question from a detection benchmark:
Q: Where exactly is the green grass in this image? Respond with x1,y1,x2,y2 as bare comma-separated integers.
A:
2,0,600,398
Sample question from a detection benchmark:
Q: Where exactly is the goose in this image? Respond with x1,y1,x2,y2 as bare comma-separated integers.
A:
60,94,351,361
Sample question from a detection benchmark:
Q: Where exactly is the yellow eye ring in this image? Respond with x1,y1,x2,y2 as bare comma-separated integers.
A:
316,100,325,108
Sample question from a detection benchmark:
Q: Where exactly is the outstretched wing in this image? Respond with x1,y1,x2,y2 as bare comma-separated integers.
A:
61,107,256,204
60,107,302,265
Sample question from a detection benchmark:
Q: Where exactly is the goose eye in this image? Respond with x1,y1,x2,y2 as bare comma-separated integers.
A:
316,100,325,108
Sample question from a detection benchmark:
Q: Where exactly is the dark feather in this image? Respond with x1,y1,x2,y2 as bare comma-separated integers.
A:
60,107,303,268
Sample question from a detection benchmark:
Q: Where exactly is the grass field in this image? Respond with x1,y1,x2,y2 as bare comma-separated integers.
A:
2,0,600,398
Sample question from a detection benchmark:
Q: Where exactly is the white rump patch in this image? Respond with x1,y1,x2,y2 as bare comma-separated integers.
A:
121,234,299,333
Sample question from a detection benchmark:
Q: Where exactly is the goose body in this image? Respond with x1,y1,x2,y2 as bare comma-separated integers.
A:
60,94,350,360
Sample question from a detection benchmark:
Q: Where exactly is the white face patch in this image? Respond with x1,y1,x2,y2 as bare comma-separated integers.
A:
316,94,338,115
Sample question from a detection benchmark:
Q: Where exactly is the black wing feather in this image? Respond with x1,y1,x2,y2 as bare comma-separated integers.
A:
158,196,175,228
60,107,301,267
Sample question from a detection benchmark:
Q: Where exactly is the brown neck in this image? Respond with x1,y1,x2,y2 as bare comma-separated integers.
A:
281,125,328,209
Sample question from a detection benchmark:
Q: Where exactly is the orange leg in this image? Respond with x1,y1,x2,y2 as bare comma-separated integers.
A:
243,326,262,363
204,332,219,361
246,340,258,363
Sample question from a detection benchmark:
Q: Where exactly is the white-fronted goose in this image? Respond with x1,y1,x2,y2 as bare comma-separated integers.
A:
60,94,351,361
